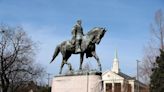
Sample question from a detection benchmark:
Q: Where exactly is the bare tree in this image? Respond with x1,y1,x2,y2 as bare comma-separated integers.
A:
0,25,45,92
140,9,164,84
151,9,164,49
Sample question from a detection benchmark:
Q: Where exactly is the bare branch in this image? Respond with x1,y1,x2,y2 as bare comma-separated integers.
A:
140,9,164,84
0,25,45,92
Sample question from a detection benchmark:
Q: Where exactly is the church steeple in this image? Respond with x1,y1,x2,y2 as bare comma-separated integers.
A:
111,49,120,73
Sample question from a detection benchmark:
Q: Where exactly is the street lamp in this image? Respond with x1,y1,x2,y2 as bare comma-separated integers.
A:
136,60,141,92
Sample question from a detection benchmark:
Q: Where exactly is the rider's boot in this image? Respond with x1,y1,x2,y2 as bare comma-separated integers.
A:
75,45,81,53
75,41,81,53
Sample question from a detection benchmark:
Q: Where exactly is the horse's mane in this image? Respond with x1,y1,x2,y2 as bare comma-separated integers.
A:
86,27,102,36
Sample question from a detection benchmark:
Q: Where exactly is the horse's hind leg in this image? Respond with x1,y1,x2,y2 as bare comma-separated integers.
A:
92,51,102,71
59,59,72,74
59,61,65,74
64,54,72,71
79,53,84,70
66,62,72,71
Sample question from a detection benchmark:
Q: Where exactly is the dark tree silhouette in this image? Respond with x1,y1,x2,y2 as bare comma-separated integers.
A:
0,25,45,92
150,49,164,92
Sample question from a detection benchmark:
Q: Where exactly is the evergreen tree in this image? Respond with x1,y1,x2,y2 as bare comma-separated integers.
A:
150,49,164,92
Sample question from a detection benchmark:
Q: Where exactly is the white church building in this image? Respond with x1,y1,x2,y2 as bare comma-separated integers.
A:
102,51,148,92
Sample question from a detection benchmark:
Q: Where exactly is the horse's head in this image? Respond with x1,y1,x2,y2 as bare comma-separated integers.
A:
95,28,106,44
87,27,106,44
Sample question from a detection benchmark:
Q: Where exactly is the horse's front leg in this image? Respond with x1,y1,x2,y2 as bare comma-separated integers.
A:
79,53,84,70
92,51,102,72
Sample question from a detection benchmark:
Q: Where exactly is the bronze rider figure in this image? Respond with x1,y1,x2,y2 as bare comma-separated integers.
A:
71,20,84,53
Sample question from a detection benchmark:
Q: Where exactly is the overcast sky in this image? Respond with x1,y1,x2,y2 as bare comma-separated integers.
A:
0,0,164,77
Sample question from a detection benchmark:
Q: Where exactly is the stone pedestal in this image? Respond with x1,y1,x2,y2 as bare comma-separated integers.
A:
51,72,103,92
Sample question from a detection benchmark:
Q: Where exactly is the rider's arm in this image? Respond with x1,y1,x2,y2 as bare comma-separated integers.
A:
72,25,77,37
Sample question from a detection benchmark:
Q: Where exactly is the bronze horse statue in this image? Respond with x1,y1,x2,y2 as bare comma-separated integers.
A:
50,27,106,74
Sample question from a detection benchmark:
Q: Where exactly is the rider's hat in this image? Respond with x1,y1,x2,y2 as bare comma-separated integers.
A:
77,20,82,23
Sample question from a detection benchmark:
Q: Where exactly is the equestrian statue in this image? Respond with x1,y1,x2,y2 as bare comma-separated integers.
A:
50,20,106,74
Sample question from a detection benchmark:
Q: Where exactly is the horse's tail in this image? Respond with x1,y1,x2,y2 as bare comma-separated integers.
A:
50,45,60,63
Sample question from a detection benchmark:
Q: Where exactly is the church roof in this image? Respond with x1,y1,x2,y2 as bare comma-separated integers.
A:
103,70,135,80
117,72,134,80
